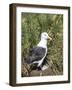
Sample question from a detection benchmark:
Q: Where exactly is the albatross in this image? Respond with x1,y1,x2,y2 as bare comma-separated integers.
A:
26,32,52,71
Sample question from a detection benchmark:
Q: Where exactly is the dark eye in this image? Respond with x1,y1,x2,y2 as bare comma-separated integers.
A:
44,34,46,36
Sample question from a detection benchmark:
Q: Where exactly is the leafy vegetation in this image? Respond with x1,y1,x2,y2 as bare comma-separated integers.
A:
21,13,63,76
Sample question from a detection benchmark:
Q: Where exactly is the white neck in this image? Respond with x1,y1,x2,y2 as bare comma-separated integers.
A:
37,38,47,48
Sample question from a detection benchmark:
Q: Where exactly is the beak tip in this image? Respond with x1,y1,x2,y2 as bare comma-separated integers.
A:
50,38,52,41
48,36,52,41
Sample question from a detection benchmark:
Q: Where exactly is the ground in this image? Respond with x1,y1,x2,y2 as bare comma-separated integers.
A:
21,60,63,77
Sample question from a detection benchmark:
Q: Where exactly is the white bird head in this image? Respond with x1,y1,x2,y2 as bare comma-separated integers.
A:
41,32,52,40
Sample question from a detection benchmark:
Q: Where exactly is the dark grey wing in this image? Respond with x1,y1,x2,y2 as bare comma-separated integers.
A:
26,47,46,64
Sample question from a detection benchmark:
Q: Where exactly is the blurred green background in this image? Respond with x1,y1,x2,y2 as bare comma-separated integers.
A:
21,13,63,76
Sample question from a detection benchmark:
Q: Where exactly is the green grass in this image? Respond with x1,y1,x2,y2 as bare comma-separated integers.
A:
21,13,63,76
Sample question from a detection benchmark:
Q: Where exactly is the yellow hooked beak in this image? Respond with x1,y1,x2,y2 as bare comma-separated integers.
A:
48,36,52,41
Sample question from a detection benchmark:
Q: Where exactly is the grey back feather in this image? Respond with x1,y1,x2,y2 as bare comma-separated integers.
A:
26,46,46,64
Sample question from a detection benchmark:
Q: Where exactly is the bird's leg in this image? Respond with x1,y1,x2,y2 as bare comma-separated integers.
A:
39,65,43,76
37,66,41,70
40,71,43,76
